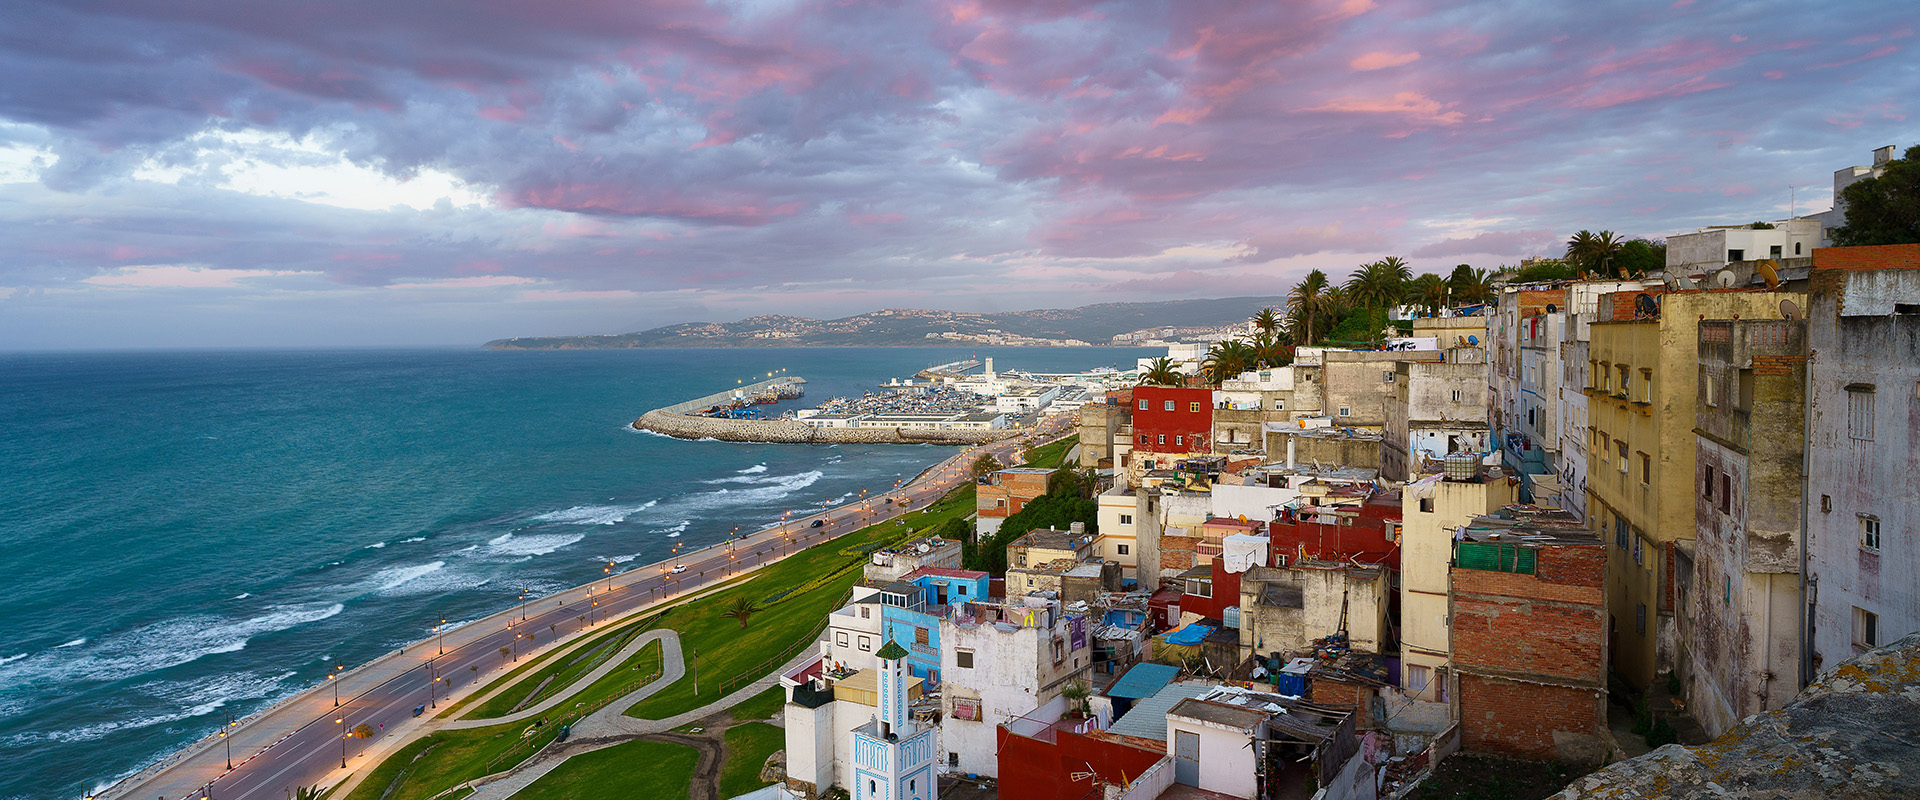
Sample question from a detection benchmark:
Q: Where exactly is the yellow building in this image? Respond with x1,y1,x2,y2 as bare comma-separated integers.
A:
1586,288,1804,688
1400,467,1519,703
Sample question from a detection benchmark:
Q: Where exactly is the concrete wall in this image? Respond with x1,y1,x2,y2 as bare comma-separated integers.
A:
785,696,837,797
1585,288,1806,688
1805,252,1920,682
1261,431,1382,472
1400,477,1519,703
1166,715,1260,798
1321,351,1440,427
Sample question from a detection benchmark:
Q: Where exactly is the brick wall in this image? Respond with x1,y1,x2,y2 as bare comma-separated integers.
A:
1310,677,1374,725
1751,354,1807,376
1451,594,1605,684
1458,675,1604,761
1811,243,1920,272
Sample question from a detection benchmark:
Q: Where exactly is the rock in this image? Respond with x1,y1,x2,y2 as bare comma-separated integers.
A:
1551,632,1920,799
760,749,787,784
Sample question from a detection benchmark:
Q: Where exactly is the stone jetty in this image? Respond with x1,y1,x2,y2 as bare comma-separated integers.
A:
633,375,1022,445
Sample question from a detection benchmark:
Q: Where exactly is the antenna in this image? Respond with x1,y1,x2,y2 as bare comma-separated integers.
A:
1781,299,1801,321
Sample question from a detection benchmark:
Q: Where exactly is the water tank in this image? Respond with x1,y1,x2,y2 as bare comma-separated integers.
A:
1069,521,1086,534
1444,452,1481,481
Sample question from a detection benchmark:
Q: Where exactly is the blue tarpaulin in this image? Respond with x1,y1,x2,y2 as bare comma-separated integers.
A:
1164,623,1215,646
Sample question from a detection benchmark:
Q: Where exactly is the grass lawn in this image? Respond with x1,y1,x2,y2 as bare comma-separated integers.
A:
565,638,664,713
456,616,654,720
343,717,573,800
442,611,654,720
719,722,785,798
1022,434,1077,469
623,483,977,721
730,685,784,722
514,739,698,800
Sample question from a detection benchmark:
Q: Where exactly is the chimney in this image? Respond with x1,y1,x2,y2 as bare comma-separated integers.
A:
1286,436,1297,469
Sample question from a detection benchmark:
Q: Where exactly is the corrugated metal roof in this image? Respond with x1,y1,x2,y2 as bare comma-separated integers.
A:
1107,663,1180,700
1107,682,1213,741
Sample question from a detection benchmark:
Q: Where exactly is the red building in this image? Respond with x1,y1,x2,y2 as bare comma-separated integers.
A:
1268,489,1403,570
1130,386,1212,455
1450,509,1607,762
996,721,1166,800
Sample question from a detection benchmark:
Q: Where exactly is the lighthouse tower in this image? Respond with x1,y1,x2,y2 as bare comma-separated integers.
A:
851,640,936,800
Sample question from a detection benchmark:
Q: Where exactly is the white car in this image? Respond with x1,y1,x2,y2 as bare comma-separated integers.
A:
671,564,687,574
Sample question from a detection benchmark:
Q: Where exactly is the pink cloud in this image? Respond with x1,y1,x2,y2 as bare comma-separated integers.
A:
1305,92,1465,125
1812,44,1899,70
82,266,313,288
1349,51,1420,71
1410,230,1557,259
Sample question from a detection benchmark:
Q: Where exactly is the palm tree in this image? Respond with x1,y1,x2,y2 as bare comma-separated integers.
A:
1565,229,1600,272
1137,357,1184,387
1286,270,1331,346
1449,267,1495,305
1345,260,1408,345
1248,331,1292,369
1202,340,1254,385
1250,307,1282,335
722,597,758,629
1408,273,1449,316
295,787,323,800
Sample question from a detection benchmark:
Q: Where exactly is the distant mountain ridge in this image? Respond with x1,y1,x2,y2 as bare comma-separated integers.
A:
485,296,1288,349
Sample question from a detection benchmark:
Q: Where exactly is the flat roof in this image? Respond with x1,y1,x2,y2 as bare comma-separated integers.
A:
1107,682,1214,741
1168,697,1269,732
1108,663,1181,700
1461,505,1599,546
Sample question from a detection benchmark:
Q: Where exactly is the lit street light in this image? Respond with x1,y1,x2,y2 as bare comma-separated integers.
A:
336,715,347,769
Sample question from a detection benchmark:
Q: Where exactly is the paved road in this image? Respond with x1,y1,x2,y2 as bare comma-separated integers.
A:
104,414,1072,800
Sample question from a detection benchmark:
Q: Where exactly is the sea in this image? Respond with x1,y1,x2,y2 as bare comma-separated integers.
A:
0,345,1152,799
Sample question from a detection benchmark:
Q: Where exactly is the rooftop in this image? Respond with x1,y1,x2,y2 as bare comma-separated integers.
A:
1012,528,1094,551
1107,682,1215,741
996,467,1057,475
1460,505,1600,546
901,566,988,581
1168,697,1270,732
1108,662,1181,700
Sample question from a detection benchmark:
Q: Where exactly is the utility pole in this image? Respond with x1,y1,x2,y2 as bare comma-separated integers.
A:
692,645,699,696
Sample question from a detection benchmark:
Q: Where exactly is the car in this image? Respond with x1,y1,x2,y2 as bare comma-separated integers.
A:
412,704,426,717
810,519,824,528
671,564,687,574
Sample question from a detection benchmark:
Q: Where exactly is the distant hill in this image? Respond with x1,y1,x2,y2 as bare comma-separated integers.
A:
485,296,1288,349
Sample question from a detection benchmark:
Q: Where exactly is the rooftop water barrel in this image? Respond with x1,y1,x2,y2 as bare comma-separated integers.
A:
1445,452,1480,481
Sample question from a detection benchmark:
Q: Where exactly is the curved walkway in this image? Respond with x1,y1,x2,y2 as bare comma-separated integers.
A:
442,630,684,731
466,633,822,799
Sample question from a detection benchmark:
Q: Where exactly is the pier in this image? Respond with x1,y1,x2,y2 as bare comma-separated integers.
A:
664,376,807,416
634,375,1023,445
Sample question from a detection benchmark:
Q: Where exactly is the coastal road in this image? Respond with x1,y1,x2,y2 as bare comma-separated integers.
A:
103,415,1074,800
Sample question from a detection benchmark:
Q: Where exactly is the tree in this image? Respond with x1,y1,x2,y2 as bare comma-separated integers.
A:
722,597,758,629
1514,258,1575,283
1615,238,1666,276
1249,331,1293,369
351,723,375,739
295,787,323,800
1344,260,1407,344
1202,339,1254,385
1137,357,1184,387
1565,230,1624,275
1286,270,1331,346
1251,307,1282,335
1407,273,1449,316
963,492,1098,574
1831,144,1920,246
970,453,1003,479
1448,266,1494,305
499,647,511,660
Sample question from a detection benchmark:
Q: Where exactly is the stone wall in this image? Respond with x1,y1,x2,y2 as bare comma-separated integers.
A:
633,409,1021,445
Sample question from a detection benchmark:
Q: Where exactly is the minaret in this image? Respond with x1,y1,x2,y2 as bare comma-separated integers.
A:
874,639,909,739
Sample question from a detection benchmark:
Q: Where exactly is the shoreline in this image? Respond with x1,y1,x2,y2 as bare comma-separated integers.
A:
99,434,1020,800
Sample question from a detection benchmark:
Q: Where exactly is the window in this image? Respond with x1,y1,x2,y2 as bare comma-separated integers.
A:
1164,400,1175,411
1632,536,1643,565
956,649,974,668
1861,515,1882,551
858,635,871,651
1703,467,1715,500
1705,374,1718,407
860,606,871,619
1615,517,1629,548
1639,452,1651,485
1727,248,1744,261
1189,401,1201,413
1617,441,1629,473
1138,399,1149,410
1419,497,1435,513
1738,369,1754,408
1639,368,1653,402
837,631,849,647
1173,435,1183,446
1847,385,1875,441
1339,406,1351,417
1274,400,1285,410
1117,544,1130,556
1618,365,1630,395
1407,664,1431,693
1719,474,1731,514
1821,495,1832,513
1853,607,1879,649
1636,603,1647,635
916,627,930,645
1724,574,1733,605
1450,389,1461,403
1187,578,1212,598
1383,371,1396,384
1157,434,1166,445
1770,244,1783,258
1051,636,1065,665
1119,514,1133,525
1796,242,1803,255
949,752,960,767
1137,434,1147,445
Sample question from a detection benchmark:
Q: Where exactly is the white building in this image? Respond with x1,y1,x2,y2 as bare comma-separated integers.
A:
1666,218,1823,274
1811,144,1900,247
783,648,933,800
938,597,1092,778
850,642,937,800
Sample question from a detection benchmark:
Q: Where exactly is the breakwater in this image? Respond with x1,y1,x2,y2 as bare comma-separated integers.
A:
634,374,1021,444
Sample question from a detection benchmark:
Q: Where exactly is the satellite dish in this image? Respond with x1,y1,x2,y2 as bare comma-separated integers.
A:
1546,304,1558,313
1757,259,1782,290
1633,293,1661,319
1781,299,1801,321
1714,269,1737,288
1467,335,1479,346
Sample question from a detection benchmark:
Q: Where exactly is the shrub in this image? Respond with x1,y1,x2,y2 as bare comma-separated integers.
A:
1645,719,1678,748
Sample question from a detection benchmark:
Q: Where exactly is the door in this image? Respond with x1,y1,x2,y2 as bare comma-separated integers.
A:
1174,729,1200,786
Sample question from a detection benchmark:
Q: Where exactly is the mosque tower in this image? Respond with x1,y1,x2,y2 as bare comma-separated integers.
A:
851,640,936,800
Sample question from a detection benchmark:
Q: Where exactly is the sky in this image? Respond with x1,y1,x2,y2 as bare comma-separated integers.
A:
0,0,1913,349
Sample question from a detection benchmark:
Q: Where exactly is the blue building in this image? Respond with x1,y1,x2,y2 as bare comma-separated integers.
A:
875,567,990,684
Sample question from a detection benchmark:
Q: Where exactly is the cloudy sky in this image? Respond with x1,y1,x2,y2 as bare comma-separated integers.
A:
0,0,1912,348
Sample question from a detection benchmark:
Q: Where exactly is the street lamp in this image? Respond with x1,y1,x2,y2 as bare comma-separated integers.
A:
336,714,347,769
437,618,447,655
221,711,233,770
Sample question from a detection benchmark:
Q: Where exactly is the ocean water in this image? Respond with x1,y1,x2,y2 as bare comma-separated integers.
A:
0,346,1150,799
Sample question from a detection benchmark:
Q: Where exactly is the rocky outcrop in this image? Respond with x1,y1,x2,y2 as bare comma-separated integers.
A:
632,409,1019,445
1551,632,1920,799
